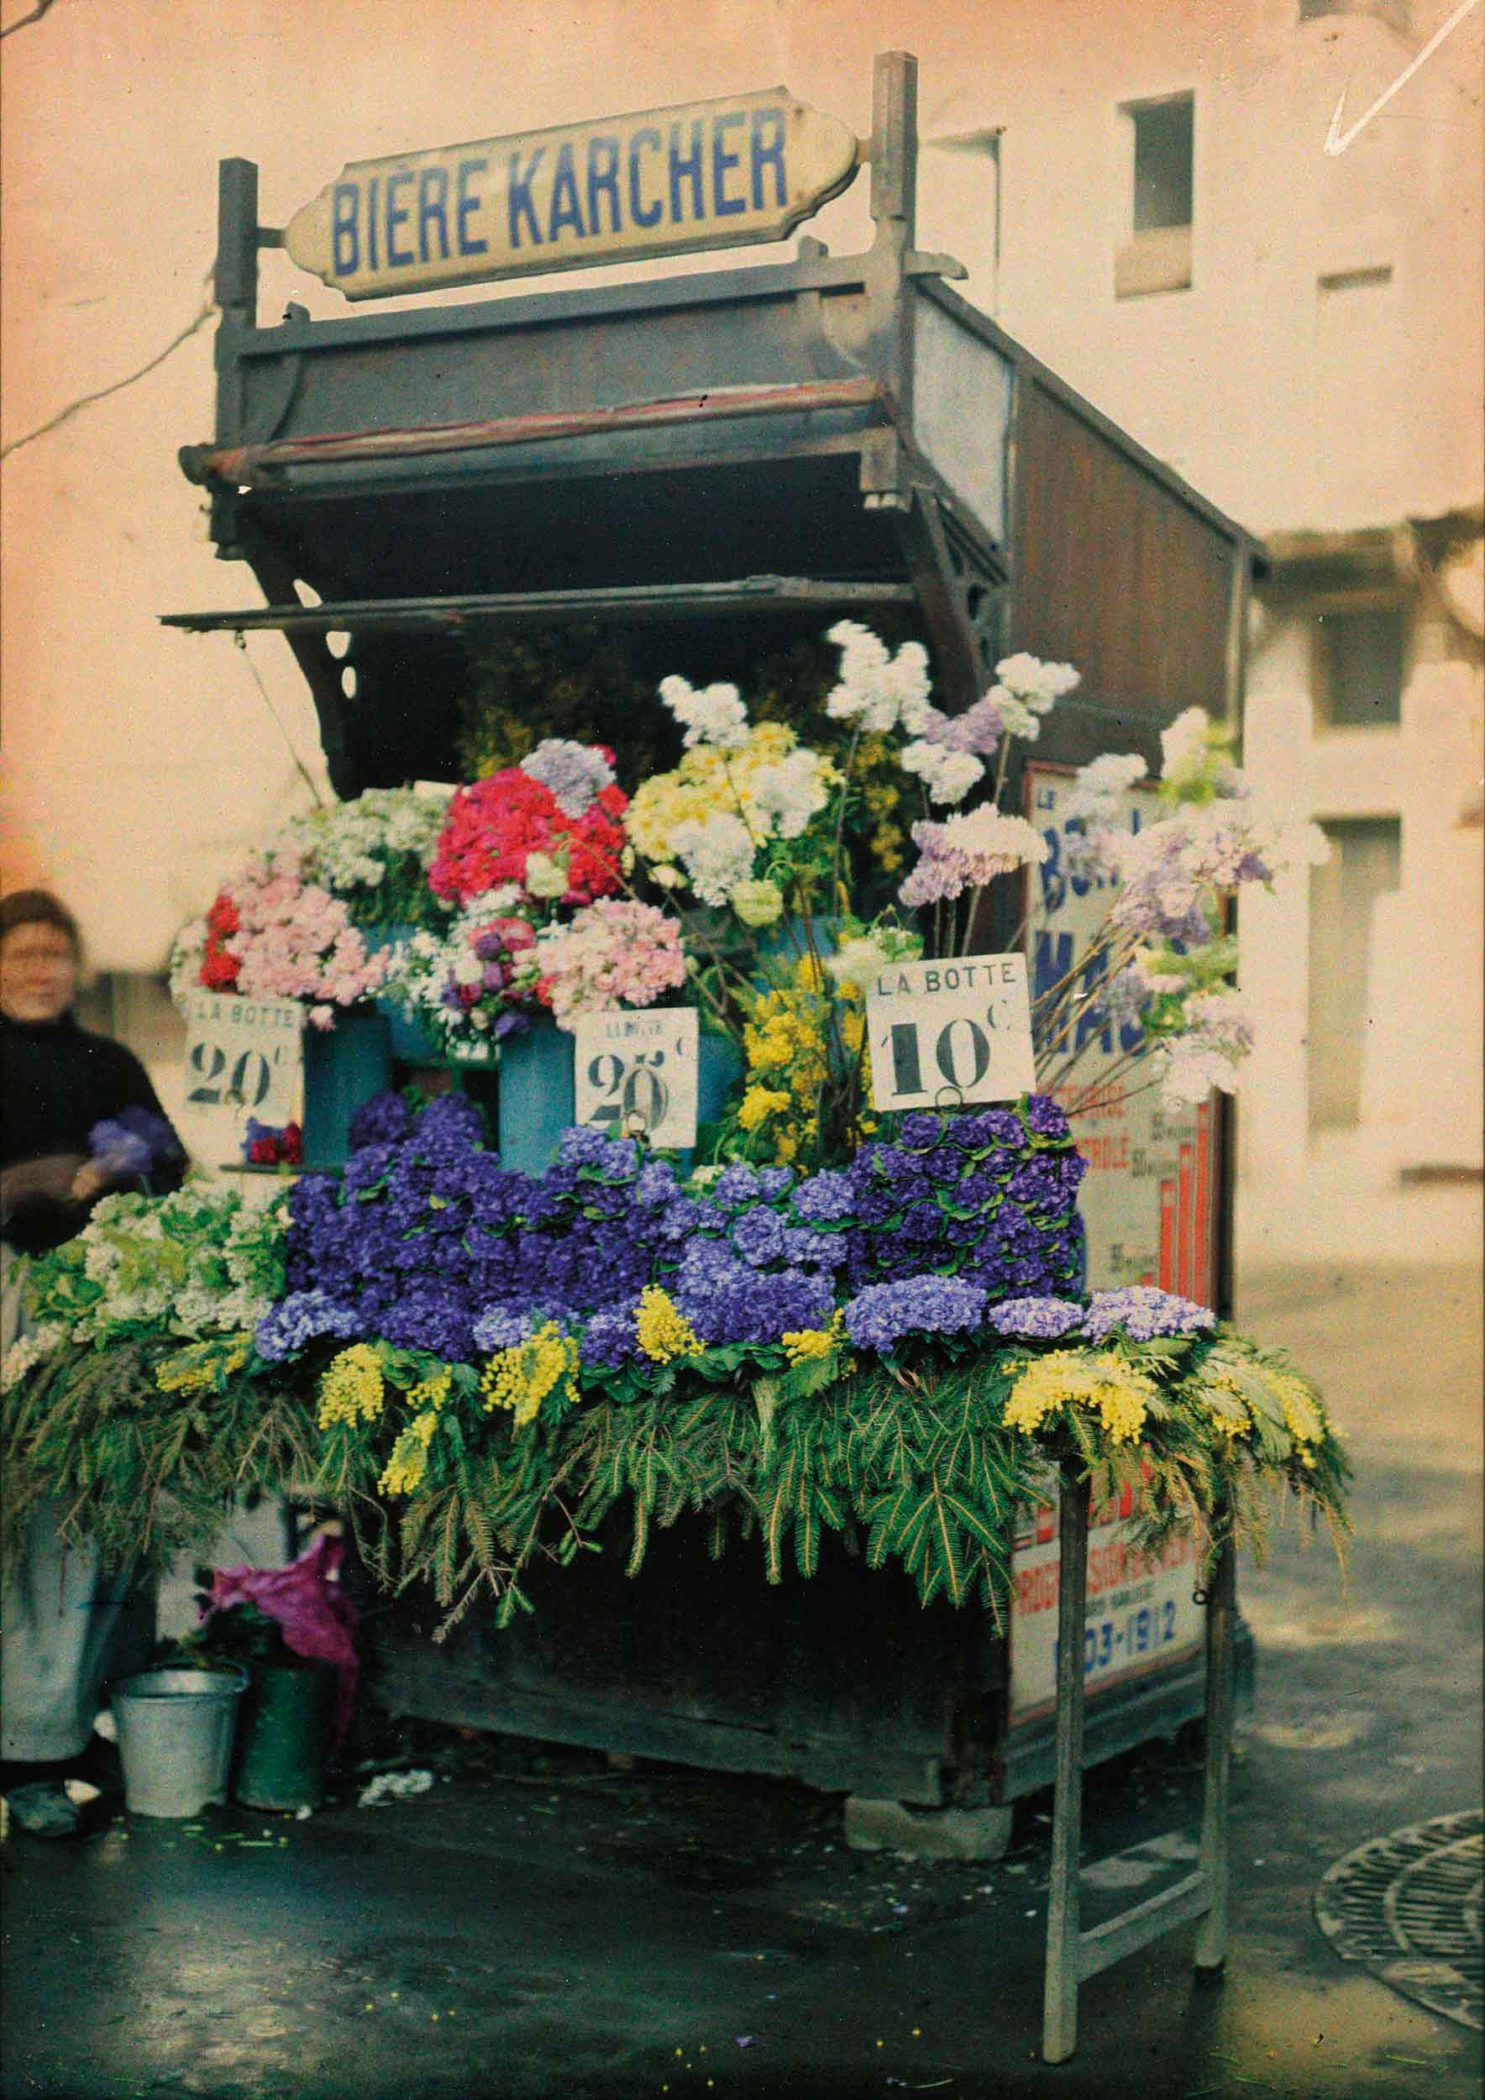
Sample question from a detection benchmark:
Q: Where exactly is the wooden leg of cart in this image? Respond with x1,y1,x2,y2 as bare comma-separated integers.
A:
1041,1458,1090,2064
1194,1526,1235,1974
1041,1482,1236,2065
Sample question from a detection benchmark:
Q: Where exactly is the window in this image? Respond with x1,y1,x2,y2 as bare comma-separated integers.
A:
1116,94,1193,299
1307,817,1402,1130
1312,603,1406,727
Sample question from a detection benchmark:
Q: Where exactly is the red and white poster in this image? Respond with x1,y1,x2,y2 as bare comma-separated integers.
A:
1008,1475,1204,1724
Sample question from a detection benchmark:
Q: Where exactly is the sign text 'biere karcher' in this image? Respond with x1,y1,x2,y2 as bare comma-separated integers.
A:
284,88,860,300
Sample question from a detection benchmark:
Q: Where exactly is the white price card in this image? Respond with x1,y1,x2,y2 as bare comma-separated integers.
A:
182,991,303,1126
572,1009,699,1149
865,954,1035,1112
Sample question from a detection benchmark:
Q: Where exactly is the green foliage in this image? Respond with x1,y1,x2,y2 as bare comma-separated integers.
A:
3,1323,1350,1644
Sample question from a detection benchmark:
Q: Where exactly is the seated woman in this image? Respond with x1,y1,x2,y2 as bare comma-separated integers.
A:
1,888,186,1835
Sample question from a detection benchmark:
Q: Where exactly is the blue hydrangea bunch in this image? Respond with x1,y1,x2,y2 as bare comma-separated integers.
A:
832,1101,1086,1301
260,1091,1092,1367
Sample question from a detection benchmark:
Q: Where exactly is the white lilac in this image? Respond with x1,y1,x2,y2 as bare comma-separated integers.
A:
899,741,985,806
658,675,750,751
823,622,932,735
995,654,1081,712
939,807,1049,880
1061,752,1146,830
668,810,757,907
748,748,833,840
1151,989,1256,1105
519,739,615,818
983,686,1039,742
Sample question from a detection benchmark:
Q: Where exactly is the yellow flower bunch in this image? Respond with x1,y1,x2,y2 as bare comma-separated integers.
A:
625,722,837,864
154,1334,251,1395
857,734,908,872
406,1369,452,1414
480,1323,578,1427
1197,1372,1252,1442
318,1343,385,1429
634,1287,702,1364
736,956,871,1165
1004,1351,1158,1447
781,1310,846,1364
379,1410,440,1496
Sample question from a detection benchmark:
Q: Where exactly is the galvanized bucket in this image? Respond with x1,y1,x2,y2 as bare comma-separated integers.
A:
111,1664,248,1818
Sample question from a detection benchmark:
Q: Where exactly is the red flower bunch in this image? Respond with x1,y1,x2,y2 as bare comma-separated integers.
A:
428,769,628,909
244,1120,303,1167
201,890,241,990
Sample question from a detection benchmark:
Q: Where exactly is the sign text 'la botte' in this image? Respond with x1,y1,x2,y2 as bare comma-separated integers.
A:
284,87,860,300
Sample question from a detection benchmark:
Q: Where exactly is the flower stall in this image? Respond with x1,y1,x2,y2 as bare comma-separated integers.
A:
4,52,1352,2060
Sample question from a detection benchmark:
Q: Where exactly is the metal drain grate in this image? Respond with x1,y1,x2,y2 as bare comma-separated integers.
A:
1315,1810,1482,2032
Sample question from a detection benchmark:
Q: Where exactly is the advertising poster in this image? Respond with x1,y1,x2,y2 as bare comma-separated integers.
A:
1008,765,1218,1723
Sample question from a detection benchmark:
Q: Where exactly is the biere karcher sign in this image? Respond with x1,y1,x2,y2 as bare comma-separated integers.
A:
284,88,860,300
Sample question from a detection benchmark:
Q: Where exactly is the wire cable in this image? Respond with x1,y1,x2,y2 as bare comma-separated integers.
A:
1,274,215,462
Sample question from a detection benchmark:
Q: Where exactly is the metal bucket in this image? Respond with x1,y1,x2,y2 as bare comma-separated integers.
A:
232,1658,334,1813
111,1665,248,1818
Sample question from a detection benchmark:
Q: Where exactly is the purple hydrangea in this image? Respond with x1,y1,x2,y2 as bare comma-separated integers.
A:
841,1275,987,1353
731,1207,788,1267
710,1162,764,1210
580,1304,640,1366
519,738,615,817
254,1290,362,1363
1023,1095,1071,1142
792,1171,854,1224
1082,1286,1214,1341
88,1106,184,1179
472,1306,541,1352
988,1295,1086,1341
348,1091,414,1150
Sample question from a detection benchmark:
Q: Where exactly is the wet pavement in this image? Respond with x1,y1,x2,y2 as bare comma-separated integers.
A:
3,1264,1480,2100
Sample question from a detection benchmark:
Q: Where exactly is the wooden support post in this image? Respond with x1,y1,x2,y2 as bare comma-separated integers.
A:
1194,1527,1235,1972
1042,1458,1089,2064
1039,1493,1235,2063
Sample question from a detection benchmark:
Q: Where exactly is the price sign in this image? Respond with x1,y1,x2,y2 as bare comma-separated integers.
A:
865,954,1035,1112
181,991,302,1126
572,1009,699,1149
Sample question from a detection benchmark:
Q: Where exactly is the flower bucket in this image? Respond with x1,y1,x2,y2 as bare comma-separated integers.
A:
232,1657,335,1813
365,925,439,1063
302,1007,394,1169
497,1017,574,1178
754,914,843,976
697,1032,744,1128
111,1664,248,1818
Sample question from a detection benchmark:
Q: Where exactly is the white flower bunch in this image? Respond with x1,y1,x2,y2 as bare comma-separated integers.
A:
824,623,932,735
898,742,985,806
748,748,835,840
1151,988,1256,1106
976,654,1080,743
1062,751,1147,830
48,1183,286,1349
659,675,750,751
1,1323,65,1390
281,786,451,906
667,811,757,907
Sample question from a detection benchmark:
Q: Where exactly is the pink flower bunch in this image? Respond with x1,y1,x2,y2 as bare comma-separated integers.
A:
535,899,688,1028
217,850,388,1029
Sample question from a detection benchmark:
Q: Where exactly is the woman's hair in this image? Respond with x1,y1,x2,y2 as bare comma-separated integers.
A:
0,889,82,955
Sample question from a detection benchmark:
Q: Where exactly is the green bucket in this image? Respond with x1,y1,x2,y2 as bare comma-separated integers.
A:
231,1657,335,1812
